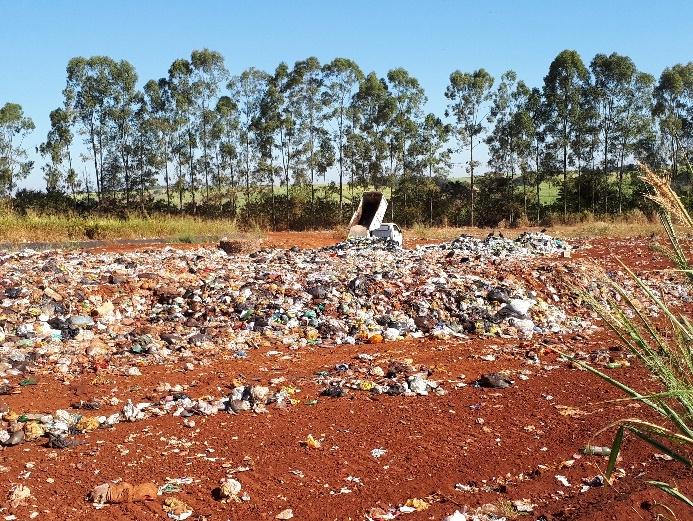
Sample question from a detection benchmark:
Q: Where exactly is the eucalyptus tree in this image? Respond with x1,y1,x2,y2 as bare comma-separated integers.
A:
271,63,300,203
64,56,123,200
208,109,226,201
287,57,326,220
39,107,76,196
107,59,139,206
227,67,271,201
352,72,395,190
524,87,549,220
322,58,364,216
386,67,426,221
190,49,228,203
590,53,638,208
131,95,161,213
617,71,655,210
0,103,35,198
416,113,452,224
253,66,302,225
653,62,693,176
445,68,494,226
168,58,196,209
214,95,240,212
543,50,590,217
143,78,174,207
486,71,530,214
509,102,535,215
569,84,600,211
253,100,282,227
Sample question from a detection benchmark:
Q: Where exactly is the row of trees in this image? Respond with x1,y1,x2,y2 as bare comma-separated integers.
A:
2,49,692,227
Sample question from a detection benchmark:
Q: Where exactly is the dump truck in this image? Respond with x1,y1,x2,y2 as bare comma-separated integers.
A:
347,191,403,247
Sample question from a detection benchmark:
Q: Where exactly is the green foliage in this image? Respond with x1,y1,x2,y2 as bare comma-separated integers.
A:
4,49,693,229
445,68,495,225
0,102,35,196
571,168,693,509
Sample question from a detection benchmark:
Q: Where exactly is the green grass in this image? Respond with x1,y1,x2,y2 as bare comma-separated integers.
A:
0,213,667,246
0,212,241,244
568,166,692,510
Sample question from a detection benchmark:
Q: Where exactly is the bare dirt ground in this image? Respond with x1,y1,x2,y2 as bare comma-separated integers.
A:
0,232,691,521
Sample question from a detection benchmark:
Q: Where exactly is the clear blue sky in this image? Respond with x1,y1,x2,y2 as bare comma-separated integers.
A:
2,0,692,189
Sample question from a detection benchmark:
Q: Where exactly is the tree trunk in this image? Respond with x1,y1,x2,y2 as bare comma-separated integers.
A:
122,141,130,209
270,151,276,230
215,149,222,213
522,169,527,217
164,153,171,209
139,144,145,215
338,109,344,221
402,138,407,226
178,155,184,211
203,111,209,203
429,161,434,226
389,143,395,222
535,141,541,224
618,147,625,215
577,165,581,213
230,163,237,215
563,141,567,219
90,123,101,200
188,128,196,213
603,126,609,212
310,130,315,229
509,158,515,224
470,137,475,227
98,124,105,202
245,133,251,204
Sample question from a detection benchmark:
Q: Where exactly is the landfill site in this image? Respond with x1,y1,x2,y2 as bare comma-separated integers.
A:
0,200,691,521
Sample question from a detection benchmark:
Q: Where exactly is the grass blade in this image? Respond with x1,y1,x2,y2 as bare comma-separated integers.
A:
606,425,625,479
647,480,693,508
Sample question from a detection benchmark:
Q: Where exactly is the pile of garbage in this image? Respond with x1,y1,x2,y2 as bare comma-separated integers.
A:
0,380,294,448
0,354,447,448
440,232,571,258
317,356,444,398
323,235,403,253
0,235,584,380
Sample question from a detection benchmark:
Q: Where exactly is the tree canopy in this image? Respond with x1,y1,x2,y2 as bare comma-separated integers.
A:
2,49,693,227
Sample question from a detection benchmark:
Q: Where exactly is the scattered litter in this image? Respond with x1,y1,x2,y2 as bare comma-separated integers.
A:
303,434,321,449
88,481,157,504
477,373,513,389
401,498,429,512
582,445,611,456
512,499,535,513
371,448,387,458
275,508,294,520
216,477,243,502
8,484,32,508
163,497,193,520
555,475,571,487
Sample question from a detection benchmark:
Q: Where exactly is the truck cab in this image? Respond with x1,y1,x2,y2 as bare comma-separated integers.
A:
347,192,403,248
370,223,403,247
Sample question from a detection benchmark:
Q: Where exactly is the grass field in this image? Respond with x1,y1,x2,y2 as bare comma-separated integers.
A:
0,211,667,246
0,213,241,244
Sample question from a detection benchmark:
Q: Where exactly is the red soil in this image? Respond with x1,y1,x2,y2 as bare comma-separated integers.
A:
0,233,690,521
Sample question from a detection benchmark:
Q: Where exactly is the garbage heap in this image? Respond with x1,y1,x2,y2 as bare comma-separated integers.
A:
0,233,584,379
437,231,572,258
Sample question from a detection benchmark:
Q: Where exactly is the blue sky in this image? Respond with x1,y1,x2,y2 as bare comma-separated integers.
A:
2,0,692,189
